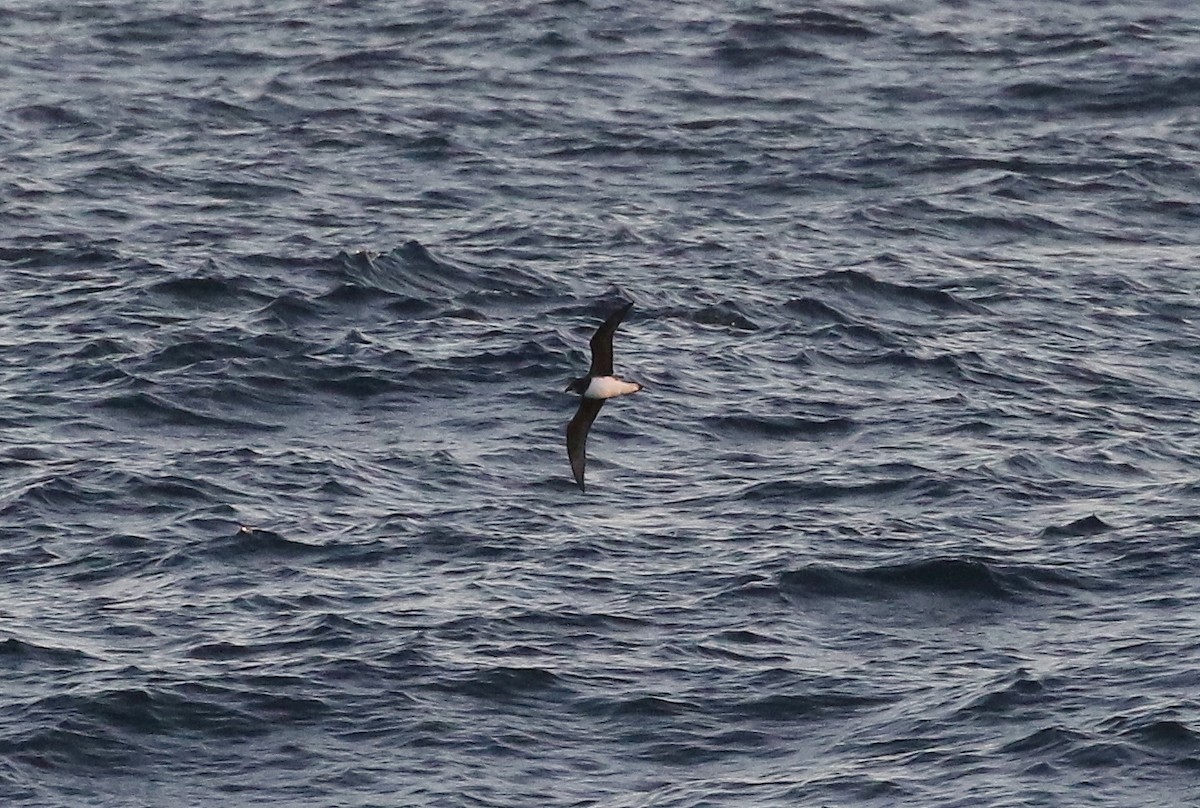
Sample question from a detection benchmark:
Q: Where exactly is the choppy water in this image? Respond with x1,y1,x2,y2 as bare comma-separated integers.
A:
3,1,1200,805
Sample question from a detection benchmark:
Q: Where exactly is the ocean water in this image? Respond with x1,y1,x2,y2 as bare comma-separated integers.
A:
3,0,1200,805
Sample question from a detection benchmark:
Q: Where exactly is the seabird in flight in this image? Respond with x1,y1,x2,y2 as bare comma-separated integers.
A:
565,301,642,490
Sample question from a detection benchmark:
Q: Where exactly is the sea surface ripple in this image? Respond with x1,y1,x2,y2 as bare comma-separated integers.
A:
2,1,1200,806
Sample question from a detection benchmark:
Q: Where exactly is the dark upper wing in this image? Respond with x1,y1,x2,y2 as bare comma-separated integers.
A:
566,398,605,490
588,301,633,377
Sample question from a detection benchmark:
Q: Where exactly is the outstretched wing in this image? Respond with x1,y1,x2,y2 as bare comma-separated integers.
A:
566,398,605,490
588,301,633,377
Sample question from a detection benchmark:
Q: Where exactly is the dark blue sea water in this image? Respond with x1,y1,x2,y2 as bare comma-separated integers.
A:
3,1,1200,805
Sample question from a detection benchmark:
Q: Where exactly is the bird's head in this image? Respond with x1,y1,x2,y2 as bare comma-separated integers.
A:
565,376,589,395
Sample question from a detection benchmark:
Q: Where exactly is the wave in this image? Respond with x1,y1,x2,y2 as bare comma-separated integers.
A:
702,413,856,439
955,668,1052,716
716,8,877,67
779,556,1087,601
1115,713,1200,755
0,637,93,667
713,39,823,69
94,13,208,46
652,300,759,332
4,680,294,771
99,391,280,430
815,267,988,314
0,243,128,269
328,240,552,303
1040,514,1113,538
782,296,854,324
821,345,979,379
252,293,326,325
205,526,330,561
146,274,269,307
1004,64,1200,116
739,468,945,504
436,665,563,701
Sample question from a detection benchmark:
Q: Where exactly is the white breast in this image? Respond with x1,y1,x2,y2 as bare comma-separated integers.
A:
584,376,643,400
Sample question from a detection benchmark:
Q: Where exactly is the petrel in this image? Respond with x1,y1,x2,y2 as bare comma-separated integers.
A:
565,301,643,490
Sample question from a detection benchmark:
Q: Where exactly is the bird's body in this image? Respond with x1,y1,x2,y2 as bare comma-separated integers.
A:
579,375,643,400
565,302,642,490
